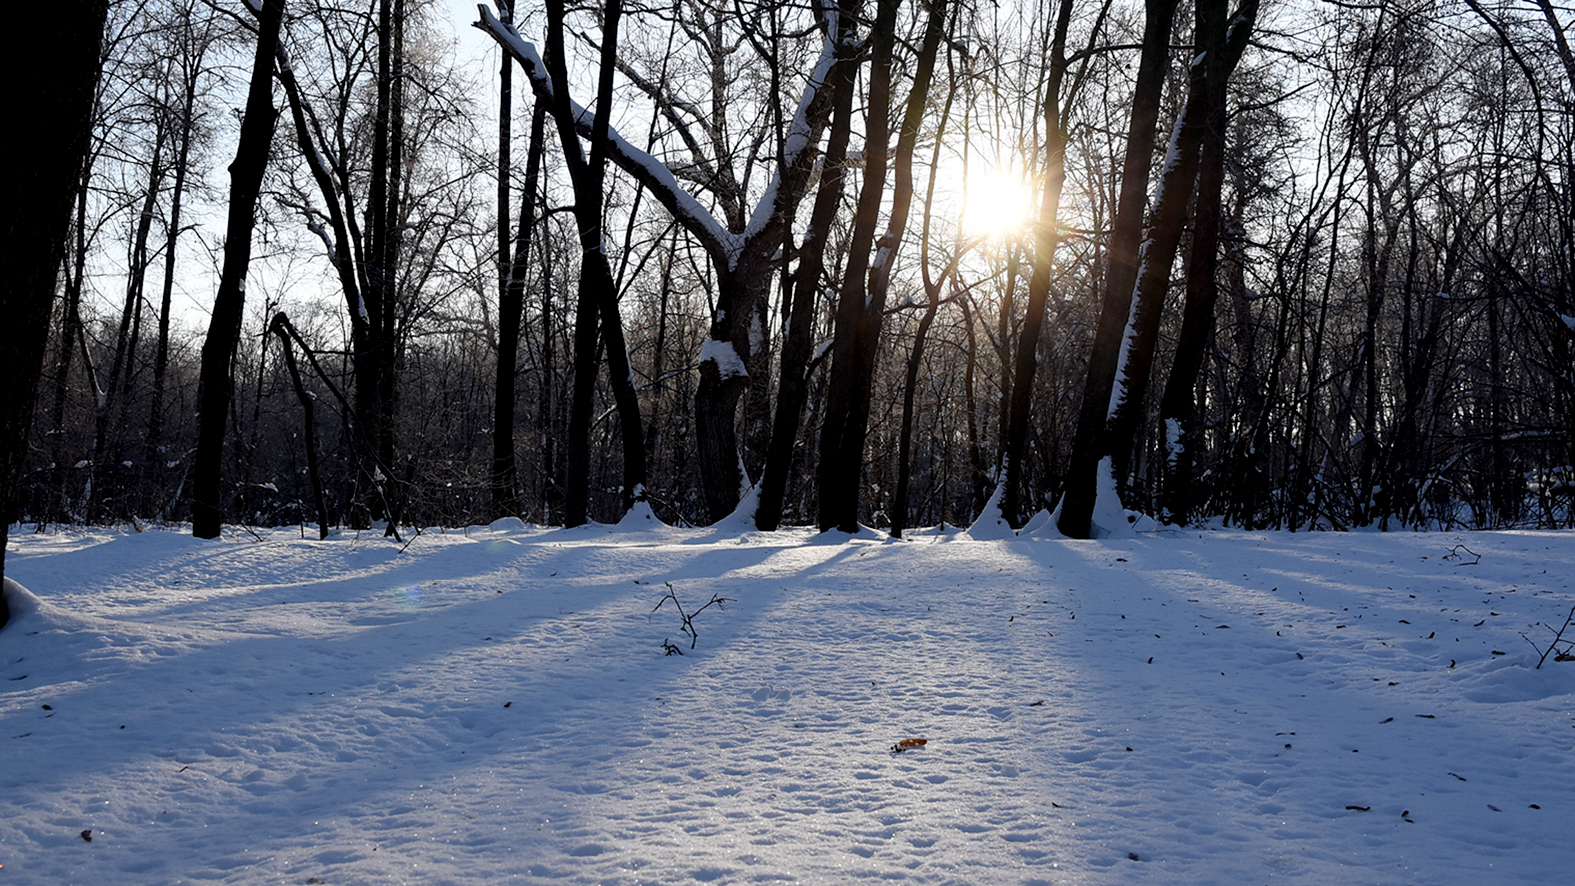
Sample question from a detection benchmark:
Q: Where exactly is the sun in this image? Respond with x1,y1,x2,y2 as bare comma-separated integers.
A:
960,165,1034,239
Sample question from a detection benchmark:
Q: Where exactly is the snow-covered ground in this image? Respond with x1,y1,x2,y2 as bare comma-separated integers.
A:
2,518,1572,885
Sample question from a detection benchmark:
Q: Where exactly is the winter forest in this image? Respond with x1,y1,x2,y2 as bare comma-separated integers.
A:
7,0,1575,547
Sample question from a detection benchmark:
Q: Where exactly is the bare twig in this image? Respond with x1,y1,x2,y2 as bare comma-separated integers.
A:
1520,603,1575,669
1442,544,1480,565
652,582,735,651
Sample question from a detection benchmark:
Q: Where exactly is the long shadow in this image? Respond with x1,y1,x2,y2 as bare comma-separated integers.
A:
0,527,831,799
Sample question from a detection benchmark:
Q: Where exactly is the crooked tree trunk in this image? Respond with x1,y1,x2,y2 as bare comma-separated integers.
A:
270,313,329,538
191,0,284,539
480,3,845,524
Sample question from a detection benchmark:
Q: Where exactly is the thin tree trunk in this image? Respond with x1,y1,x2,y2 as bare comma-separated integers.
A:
817,0,946,533
545,0,643,525
1000,0,1077,527
492,101,545,519
93,124,168,515
150,56,201,486
756,11,857,530
1157,0,1257,523
270,313,329,538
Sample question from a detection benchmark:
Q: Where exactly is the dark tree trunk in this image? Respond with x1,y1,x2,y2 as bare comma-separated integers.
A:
816,0,899,532
545,0,645,526
93,120,167,516
817,0,946,533
191,0,283,539
1106,0,1257,493
959,297,990,517
1000,0,1076,528
149,52,202,495
1056,0,1180,538
1156,0,1258,524
0,1,108,626
492,102,545,520
755,14,858,531
480,3,845,525
892,42,963,539
270,313,329,538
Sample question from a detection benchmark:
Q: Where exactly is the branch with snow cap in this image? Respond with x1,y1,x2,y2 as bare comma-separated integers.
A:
476,4,741,265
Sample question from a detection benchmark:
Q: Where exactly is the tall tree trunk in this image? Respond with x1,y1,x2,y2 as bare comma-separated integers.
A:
191,0,283,539
93,119,168,516
480,2,846,524
270,313,329,538
149,52,202,497
1056,0,1180,538
817,0,946,533
492,101,545,519
1,1,108,626
1156,0,1258,523
545,0,644,525
755,11,858,531
1000,0,1077,528
815,0,898,532
892,39,965,539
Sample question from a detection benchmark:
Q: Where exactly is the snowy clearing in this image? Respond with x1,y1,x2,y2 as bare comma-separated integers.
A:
2,522,1573,885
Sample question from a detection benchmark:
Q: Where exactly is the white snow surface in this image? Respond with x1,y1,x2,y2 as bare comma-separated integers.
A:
699,339,750,380
3,523,1574,884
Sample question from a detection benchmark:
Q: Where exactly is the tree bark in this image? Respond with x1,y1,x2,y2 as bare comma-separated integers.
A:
479,2,846,522
270,313,329,538
755,8,858,531
1107,0,1256,493
149,32,205,496
191,0,283,539
542,0,645,525
817,0,947,532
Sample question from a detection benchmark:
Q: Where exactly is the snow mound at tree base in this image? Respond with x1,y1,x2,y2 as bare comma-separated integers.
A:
2,576,44,624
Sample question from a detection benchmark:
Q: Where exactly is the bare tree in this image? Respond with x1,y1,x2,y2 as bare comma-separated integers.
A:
192,0,284,539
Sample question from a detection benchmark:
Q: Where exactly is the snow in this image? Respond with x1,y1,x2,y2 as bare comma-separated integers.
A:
3,523,1575,884
698,338,749,379
967,477,1016,540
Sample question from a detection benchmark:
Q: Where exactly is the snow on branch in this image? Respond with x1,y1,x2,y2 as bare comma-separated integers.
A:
475,5,741,266
740,0,844,244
